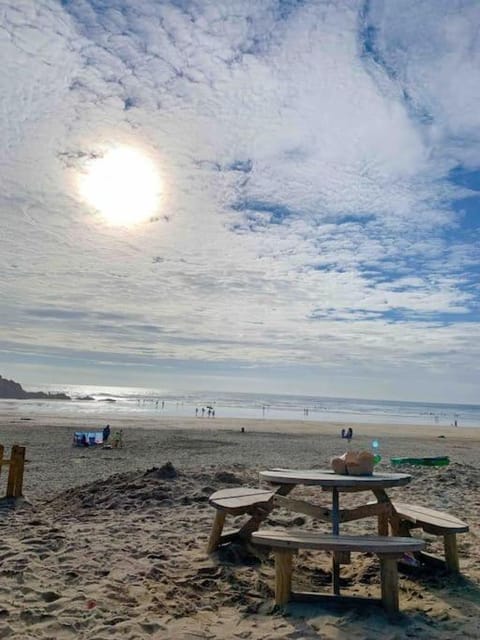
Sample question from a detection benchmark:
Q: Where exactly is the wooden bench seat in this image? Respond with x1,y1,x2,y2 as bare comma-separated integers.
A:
207,487,274,553
252,529,425,615
392,502,469,572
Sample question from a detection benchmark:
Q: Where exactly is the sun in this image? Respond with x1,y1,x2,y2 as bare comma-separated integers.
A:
78,146,162,226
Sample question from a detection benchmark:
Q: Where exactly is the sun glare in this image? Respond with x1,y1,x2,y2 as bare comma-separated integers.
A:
78,146,162,226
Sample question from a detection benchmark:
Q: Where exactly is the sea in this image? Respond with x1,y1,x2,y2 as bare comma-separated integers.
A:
1,384,479,428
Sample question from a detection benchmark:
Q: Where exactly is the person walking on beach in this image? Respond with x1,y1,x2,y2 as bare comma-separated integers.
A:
102,424,111,443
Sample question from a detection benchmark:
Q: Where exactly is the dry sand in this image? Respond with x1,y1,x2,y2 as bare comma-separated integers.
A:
0,413,479,639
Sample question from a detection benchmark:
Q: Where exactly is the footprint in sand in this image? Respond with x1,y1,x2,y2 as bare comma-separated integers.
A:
40,591,61,603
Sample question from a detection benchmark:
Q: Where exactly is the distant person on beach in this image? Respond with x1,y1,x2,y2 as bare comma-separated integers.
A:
112,430,123,448
81,434,88,447
195,408,198,417
102,424,111,443
201,407,205,417
212,409,215,417
340,427,353,441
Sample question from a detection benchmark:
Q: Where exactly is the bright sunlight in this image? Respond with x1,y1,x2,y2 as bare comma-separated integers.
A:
78,146,162,226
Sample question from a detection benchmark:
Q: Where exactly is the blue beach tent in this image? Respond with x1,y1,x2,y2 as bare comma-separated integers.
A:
73,431,103,446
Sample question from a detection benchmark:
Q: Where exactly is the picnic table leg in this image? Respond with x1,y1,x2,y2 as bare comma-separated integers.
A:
274,549,293,605
380,554,400,616
444,534,460,573
207,510,226,553
331,487,341,595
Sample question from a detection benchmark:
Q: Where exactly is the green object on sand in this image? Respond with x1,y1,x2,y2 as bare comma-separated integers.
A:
390,456,450,467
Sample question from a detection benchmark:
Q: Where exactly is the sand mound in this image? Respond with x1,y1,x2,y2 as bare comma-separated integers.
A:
43,462,250,517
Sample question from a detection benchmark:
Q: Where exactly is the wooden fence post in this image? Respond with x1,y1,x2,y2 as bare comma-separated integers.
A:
6,445,26,498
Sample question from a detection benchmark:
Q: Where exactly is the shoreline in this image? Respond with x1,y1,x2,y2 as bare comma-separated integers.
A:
2,391,479,429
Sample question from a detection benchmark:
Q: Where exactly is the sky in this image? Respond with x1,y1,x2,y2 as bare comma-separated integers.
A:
1,0,480,403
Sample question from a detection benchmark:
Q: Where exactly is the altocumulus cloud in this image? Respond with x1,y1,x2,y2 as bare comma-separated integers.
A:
1,0,480,400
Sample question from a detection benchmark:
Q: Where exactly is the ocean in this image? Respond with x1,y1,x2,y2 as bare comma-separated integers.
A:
1,384,479,428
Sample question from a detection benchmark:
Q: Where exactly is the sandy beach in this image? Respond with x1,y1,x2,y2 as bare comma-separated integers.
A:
1,413,479,639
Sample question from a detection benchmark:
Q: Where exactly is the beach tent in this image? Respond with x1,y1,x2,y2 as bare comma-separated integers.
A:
73,431,104,447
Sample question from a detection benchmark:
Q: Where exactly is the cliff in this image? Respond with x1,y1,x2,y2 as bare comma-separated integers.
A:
0,375,71,400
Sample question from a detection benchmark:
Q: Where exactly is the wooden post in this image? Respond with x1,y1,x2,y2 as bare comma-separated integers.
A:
444,534,460,573
380,555,399,616
14,446,25,498
6,445,25,499
6,449,16,498
207,510,226,553
274,549,293,606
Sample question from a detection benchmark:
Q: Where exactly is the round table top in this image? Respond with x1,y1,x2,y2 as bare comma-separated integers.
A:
259,468,411,489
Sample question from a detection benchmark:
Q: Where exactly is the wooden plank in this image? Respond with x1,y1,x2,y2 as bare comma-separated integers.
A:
251,530,425,554
237,510,269,539
209,488,274,514
260,469,411,489
274,550,293,605
290,592,383,608
393,502,469,534
339,502,390,523
273,494,331,522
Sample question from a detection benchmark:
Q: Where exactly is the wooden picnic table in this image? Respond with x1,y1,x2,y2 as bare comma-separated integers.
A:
259,468,412,594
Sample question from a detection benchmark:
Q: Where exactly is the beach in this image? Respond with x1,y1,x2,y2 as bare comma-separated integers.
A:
1,413,479,639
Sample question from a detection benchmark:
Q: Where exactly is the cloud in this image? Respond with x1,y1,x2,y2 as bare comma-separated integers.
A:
1,0,479,400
